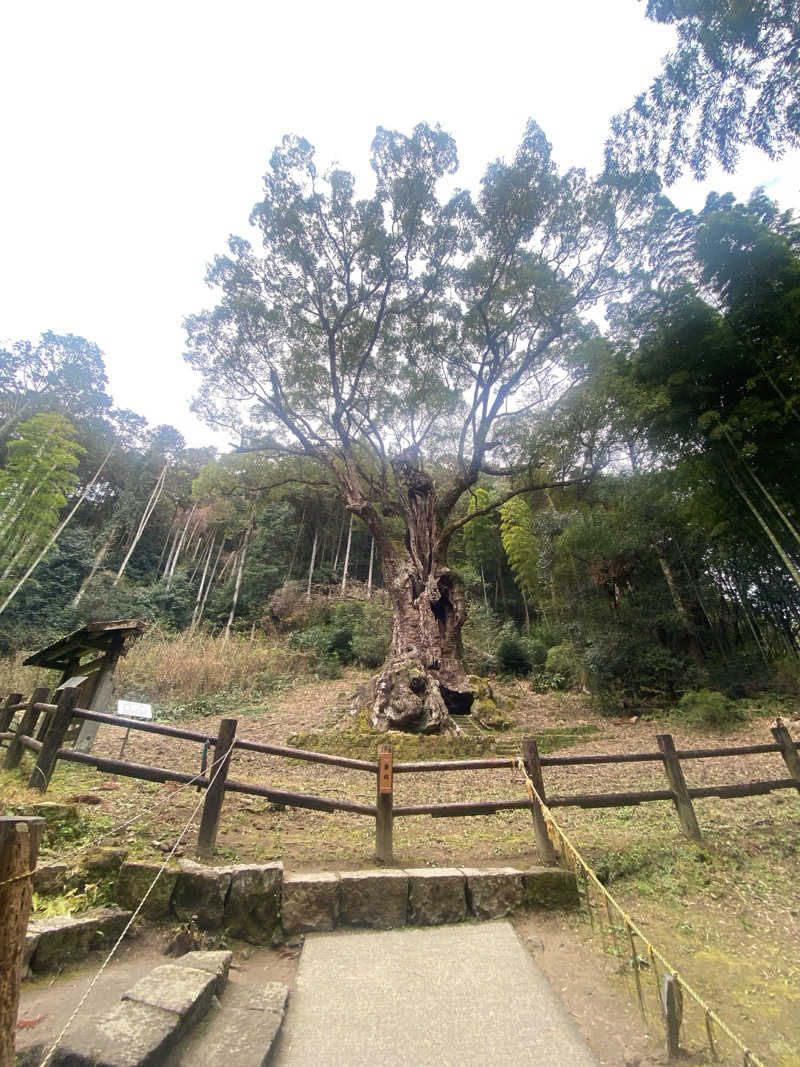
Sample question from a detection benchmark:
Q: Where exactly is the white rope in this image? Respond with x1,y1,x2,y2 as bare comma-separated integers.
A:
37,738,236,1067
0,749,221,889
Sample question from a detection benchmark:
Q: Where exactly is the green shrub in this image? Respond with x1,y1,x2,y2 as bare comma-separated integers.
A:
286,597,392,672
495,624,532,674
542,643,581,688
675,689,747,729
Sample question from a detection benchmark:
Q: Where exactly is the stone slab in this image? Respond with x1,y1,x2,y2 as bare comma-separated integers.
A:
27,908,132,974
116,861,178,919
167,982,290,1067
281,872,339,934
33,862,69,893
173,861,232,930
122,963,217,1021
272,923,598,1066
224,862,283,944
461,866,524,919
56,999,181,1067
173,950,233,996
522,866,580,908
339,870,408,929
406,868,467,925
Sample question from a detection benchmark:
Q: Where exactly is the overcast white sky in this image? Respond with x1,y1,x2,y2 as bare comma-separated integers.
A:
2,0,798,449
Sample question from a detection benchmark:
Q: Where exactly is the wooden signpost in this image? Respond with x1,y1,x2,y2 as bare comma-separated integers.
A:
376,744,393,864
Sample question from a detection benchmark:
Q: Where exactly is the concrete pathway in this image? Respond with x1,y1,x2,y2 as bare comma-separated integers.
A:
273,922,599,1066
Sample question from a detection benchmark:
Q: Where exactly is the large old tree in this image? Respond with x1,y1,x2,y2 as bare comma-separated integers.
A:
186,122,657,732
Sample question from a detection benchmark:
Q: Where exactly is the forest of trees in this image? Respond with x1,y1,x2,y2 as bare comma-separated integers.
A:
1,177,797,723
2,3,798,728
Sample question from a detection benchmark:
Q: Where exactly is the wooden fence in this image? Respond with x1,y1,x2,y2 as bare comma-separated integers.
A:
1,685,798,864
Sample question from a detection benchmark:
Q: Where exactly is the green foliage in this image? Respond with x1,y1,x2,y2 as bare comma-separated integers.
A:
495,623,532,675
287,598,392,674
0,413,84,599
500,496,539,601
675,688,748,729
609,0,800,181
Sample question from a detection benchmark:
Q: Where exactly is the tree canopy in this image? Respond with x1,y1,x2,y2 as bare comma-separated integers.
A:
609,0,800,181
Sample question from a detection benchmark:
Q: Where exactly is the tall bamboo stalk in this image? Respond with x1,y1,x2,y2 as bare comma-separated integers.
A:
224,509,254,639
340,513,353,595
113,464,168,586
0,448,113,615
306,528,318,600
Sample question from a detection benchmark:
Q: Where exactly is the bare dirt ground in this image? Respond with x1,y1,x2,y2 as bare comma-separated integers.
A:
5,670,799,1065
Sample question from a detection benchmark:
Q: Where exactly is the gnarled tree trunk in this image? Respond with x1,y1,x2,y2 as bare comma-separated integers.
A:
358,468,473,734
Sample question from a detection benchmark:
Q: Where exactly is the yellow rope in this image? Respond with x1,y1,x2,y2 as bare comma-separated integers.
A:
515,758,767,1067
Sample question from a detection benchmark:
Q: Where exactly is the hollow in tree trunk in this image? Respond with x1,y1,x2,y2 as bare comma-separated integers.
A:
357,467,474,733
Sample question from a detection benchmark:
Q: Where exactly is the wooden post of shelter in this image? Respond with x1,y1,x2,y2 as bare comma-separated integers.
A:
771,720,800,789
196,717,237,860
657,734,702,842
521,738,559,867
376,744,393,864
0,693,23,735
29,683,80,792
21,620,146,754
4,688,51,770
0,816,45,1067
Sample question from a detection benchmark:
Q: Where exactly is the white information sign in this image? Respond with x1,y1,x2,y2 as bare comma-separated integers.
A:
116,700,153,721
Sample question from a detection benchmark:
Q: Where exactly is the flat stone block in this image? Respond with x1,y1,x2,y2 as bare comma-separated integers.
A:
339,870,408,929
249,980,289,1014
282,872,339,934
82,846,129,878
22,930,41,979
171,982,290,1067
59,999,181,1066
116,861,178,919
174,949,233,996
33,862,69,893
122,963,217,1023
522,866,580,908
173,861,233,930
90,907,134,950
224,862,283,944
28,914,96,973
406,868,467,925
462,867,524,919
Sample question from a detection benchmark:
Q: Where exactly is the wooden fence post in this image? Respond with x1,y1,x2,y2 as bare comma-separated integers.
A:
522,742,558,866
657,734,702,842
0,816,45,1067
521,738,559,867
0,693,23,735
661,973,683,1059
29,684,80,793
376,744,393,864
4,688,51,771
196,718,237,860
771,720,800,790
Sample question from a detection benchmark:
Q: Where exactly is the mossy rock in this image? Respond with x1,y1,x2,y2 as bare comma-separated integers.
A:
467,675,515,730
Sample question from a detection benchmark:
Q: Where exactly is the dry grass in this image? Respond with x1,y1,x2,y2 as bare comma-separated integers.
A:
0,652,53,699
114,628,311,707
0,630,313,710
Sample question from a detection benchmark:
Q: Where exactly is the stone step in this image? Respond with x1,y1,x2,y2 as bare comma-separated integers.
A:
45,950,234,1067
165,980,290,1067
24,907,133,978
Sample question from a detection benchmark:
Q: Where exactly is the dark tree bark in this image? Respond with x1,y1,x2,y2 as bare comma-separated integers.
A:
356,467,472,734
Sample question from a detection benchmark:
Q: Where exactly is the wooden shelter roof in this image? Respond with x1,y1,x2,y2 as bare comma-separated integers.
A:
23,620,147,670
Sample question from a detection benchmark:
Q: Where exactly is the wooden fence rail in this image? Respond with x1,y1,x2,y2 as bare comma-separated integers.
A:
1,685,799,863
